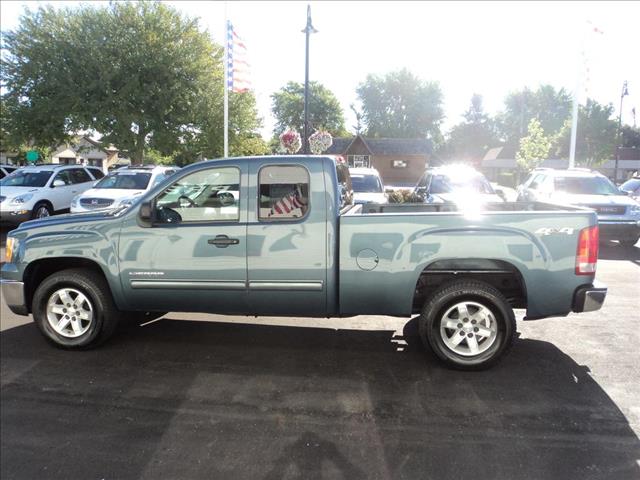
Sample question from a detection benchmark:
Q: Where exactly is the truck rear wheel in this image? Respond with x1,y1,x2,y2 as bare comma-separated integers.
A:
418,280,516,370
32,268,119,349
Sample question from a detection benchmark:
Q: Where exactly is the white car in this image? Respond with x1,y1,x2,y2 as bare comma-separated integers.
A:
70,166,178,213
349,167,388,205
0,164,103,223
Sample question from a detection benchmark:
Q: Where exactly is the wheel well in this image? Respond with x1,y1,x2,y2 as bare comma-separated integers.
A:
412,259,527,314
23,258,107,313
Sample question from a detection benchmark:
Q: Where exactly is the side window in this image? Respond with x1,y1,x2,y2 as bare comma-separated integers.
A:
155,167,240,223
336,164,353,209
53,170,73,186
529,174,545,190
259,165,309,220
69,168,92,184
88,168,105,179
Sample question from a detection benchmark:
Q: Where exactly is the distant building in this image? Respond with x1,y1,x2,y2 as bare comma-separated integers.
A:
480,145,640,186
325,134,432,187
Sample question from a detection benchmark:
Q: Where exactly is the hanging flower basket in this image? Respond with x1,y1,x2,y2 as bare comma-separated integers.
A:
308,130,333,155
279,128,302,154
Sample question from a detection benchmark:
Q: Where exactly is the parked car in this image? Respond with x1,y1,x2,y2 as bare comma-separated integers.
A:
620,175,640,202
516,168,640,246
0,164,19,179
71,165,178,214
349,167,387,206
0,164,103,223
1,156,606,370
413,165,504,206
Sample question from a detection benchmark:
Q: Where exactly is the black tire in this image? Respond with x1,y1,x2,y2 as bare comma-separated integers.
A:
32,268,119,349
418,280,516,370
31,201,53,220
619,237,639,247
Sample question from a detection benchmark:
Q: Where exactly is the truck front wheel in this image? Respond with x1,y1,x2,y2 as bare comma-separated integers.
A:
419,280,516,370
32,268,119,349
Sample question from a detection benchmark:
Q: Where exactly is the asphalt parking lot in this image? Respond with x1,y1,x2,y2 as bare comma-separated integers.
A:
1,228,639,480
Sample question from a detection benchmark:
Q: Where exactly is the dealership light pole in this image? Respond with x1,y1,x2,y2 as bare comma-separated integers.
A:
302,5,317,154
614,81,628,182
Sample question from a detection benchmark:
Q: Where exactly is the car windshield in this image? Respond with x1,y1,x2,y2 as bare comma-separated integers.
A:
95,172,152,190
0,170,52,187
620,178,640,193
351,174,383,193
554,176,621,195
430,174,495,194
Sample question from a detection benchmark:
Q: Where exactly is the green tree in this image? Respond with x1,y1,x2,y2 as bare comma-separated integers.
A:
620,125,640,148
516,118,551,171
497,85,572,143
270,81,347,139
441,94,498,161
356,69,444,141
553,99,617,166
1,2,263,164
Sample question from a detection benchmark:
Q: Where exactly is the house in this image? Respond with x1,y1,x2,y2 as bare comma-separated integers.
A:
50,136,127,172
480,145,640,186
325,134,432,187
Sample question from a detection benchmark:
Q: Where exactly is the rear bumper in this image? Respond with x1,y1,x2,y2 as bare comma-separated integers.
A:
572,280,607,313
598,220,640,240
0,279,28,316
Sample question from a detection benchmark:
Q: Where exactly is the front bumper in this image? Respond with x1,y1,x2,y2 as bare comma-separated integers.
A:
572,280,607,313
598,220,640,240
0,209,32,224
0,279,28,316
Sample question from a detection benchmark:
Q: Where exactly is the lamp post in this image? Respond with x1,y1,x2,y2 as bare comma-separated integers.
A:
614,81,629,183
302,5,317,154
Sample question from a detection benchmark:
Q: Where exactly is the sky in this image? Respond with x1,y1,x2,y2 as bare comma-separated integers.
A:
1,0,639,140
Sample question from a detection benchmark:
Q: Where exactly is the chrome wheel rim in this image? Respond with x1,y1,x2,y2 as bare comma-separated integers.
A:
36,206,50,218
46,288,93,338
439,301,498,357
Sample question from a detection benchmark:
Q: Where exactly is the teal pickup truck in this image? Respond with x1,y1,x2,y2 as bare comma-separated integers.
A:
1,156,607,369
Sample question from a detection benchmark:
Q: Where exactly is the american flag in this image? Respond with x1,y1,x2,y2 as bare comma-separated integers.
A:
226,21,251,93
270,186,308,217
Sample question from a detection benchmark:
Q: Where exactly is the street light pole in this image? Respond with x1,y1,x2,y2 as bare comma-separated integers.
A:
614,81,629,183
302,5,317,154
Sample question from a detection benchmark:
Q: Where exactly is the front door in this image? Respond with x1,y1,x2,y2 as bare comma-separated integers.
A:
118,162,248,314
246,160,327,316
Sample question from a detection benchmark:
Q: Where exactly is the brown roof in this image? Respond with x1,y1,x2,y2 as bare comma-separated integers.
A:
326,135,432,156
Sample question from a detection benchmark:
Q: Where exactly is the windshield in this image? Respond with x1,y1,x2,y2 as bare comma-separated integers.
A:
0,170,52,187
430,174,495,195
95,172,152,190
351,174,383,193
554,176,621,195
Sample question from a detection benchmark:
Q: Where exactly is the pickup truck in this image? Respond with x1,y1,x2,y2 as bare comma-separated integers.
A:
1,155,607,370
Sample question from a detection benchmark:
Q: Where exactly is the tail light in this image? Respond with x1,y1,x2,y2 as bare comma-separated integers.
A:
575,225,599,275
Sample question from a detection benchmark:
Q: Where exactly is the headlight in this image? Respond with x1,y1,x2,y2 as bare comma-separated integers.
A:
71,195,80,208
5,237,18,263
9,193,34,205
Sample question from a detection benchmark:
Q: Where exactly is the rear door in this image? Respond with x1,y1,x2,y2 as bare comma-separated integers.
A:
246,160,327,316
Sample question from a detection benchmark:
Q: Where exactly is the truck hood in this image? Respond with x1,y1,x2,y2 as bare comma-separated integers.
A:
353,192,388,204
549,193,638,207
16,210,122,231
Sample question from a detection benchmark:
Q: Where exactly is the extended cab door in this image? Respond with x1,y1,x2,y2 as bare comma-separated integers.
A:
246,160,327,316
118,161,248,314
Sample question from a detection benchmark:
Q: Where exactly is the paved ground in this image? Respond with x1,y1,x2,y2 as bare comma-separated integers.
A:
1,227,639,480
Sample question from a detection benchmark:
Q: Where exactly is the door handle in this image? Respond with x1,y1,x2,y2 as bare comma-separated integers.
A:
208,235,240,248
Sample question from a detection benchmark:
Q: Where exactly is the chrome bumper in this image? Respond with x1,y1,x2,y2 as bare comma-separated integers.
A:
572,281,607,313
0,279,28,316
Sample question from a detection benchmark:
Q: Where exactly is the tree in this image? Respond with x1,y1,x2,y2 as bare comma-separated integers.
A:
497,85,572,143
553,99,617,166
440,94,498,161
1,2,263,164
356,69,444,141
270,81,347,139
620,125,640,148
516,119,551,171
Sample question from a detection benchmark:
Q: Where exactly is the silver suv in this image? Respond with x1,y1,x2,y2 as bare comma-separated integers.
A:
517,168,640,246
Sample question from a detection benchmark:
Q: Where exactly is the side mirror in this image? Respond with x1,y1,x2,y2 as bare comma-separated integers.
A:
138,201,154,225
52,179,66,188
618,189,629,196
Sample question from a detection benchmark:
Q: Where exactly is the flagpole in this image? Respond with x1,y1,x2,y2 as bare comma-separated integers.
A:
569,24,586,169
223,4,229,158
